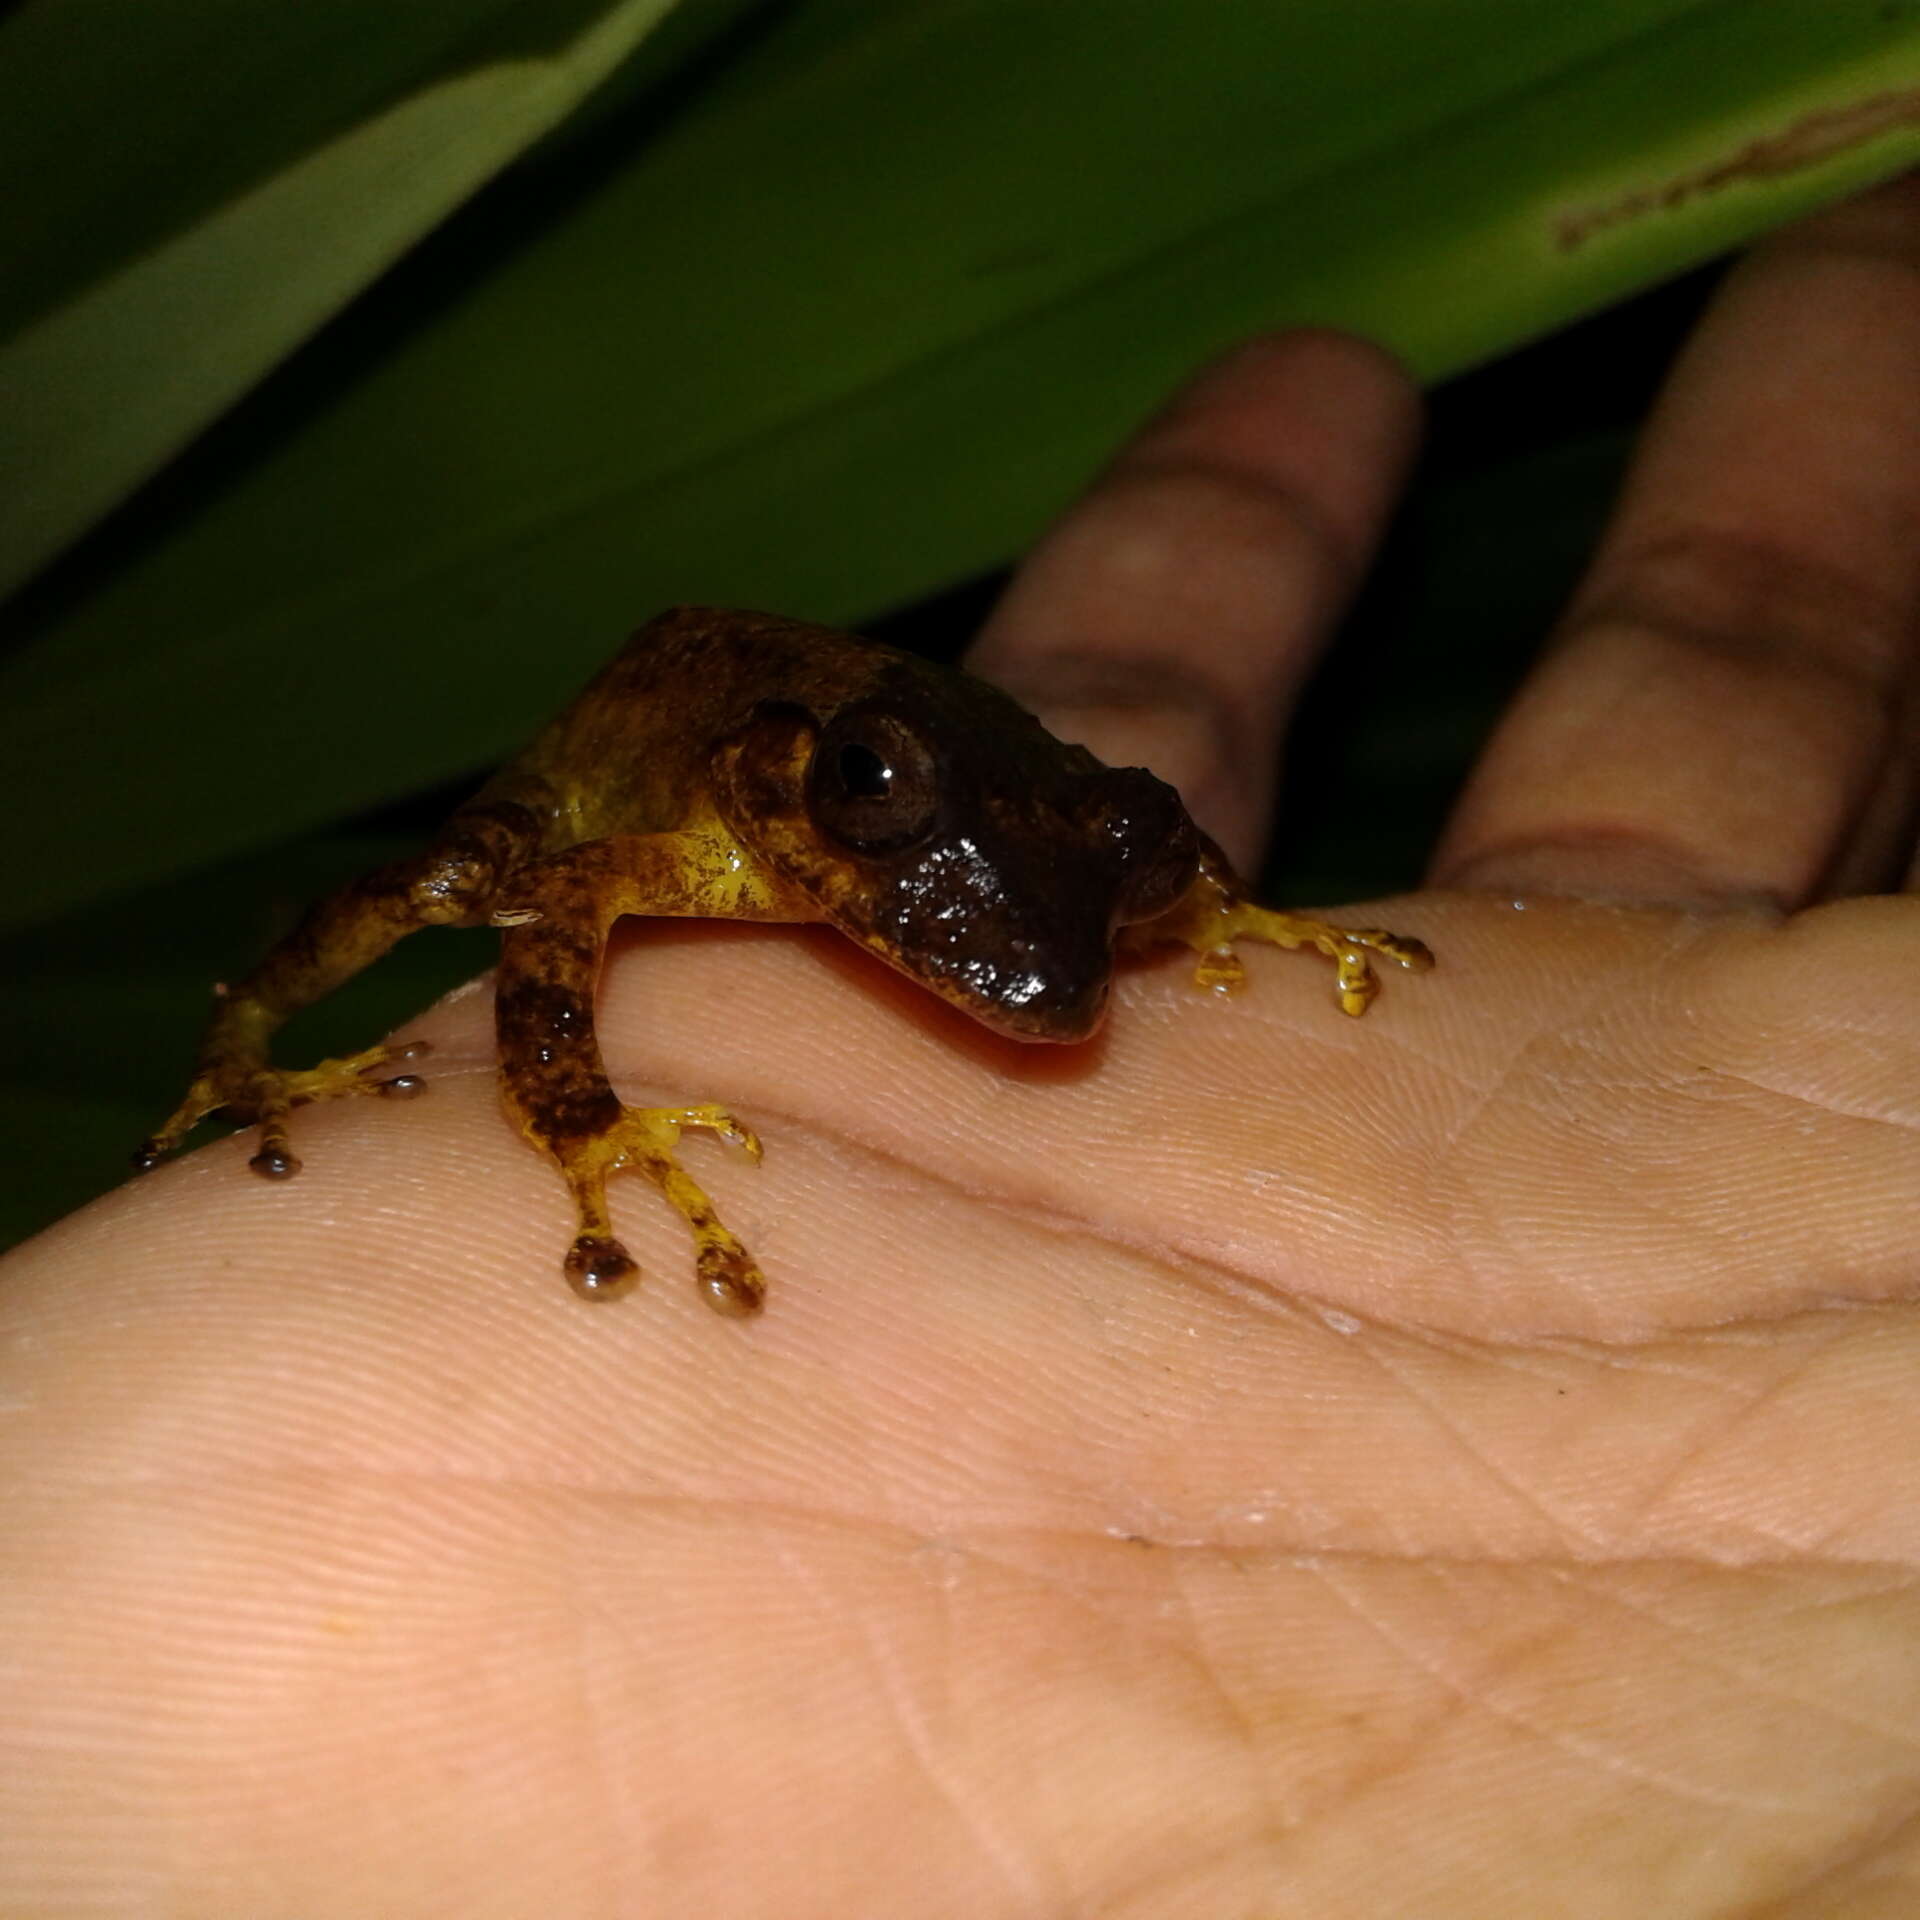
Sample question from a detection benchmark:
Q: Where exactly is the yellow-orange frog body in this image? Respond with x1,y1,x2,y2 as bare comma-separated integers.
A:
139,608,1432,1316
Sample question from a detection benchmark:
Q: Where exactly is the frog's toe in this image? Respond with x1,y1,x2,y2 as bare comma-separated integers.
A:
1347,927,1435,972
670,1103,764,1163
132,1077,225,1170
1186,904,1437,1018
284,1037,433,1106
538,1103,769,1311
696,1238,767,1318
565,1234,640,1301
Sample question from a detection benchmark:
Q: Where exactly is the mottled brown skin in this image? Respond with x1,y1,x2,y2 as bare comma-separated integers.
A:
137,607,1433,1313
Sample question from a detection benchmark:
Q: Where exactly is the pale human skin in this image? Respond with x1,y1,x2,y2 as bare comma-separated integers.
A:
5,173,1920,1916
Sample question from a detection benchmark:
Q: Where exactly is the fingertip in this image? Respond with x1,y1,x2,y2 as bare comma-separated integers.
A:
1125,327,1423,577
971,327,1422,861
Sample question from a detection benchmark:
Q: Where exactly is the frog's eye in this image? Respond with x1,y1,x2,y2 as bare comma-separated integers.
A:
807,709,941,853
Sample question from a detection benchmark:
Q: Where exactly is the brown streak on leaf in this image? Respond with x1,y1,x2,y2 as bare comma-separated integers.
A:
1555,88,1920,251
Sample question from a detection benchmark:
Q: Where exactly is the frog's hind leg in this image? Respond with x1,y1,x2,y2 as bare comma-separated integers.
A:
136,801,538,1177
493,867,767,1316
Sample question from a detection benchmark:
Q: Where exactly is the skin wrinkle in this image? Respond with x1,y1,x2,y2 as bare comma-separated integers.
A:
1304,1559,1832,1819
1234,1599,1461,1829
253,1004,1920,1353
1274,1570,1583,1845
1568,524,1919,695
1412,935,1689,1162
1593,1163,1888,1300
1343,1325,1614,1557
1084,1834,1292,1920
1388,1321,1757,1400
1454,836,1784,911
1596,1325,1865,1539
1161,1550,1293,1845
1141,1542,1478,1858
37,1426,1920,1872
1406,969,1918,1326
1721,1564,1920,1616
1434,1169,1571,1331
1120,329,1418,558
335,978,1438,1320
1542,658,1890,910
1703,1061,1920,1136
1477,1165,1853,1347
54,1460,1920,1592
1742,1814,1920,1920
108,1167,1889,1605
1537,1565,1920,1752
1104,449,1368,605
1640,1303,1910,1353
559,1582,626,1904
1183,1638,1476,1886
509,1054,1404,1331
760,1519,1053,1913
117,1072,1919,1364
1469,1327,1806,1397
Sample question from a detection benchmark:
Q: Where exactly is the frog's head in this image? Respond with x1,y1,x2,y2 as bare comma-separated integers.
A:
712,667,1199,1041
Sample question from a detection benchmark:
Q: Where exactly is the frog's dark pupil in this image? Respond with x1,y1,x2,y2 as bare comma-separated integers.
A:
839,742,892,800
808,712,938,853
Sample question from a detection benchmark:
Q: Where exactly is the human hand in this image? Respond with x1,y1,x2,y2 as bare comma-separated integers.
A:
6,175,1920,1916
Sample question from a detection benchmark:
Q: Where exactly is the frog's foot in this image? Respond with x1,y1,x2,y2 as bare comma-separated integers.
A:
132,1040,432,1177
1189,906,1433,1017
551,1104,767,1316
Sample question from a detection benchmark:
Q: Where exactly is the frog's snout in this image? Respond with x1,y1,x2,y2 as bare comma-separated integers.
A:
959,956,1111,1044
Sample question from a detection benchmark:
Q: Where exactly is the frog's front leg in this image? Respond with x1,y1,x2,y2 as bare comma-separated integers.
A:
1126,834,1433,1017
137,801,544,1176
491,835,807,1315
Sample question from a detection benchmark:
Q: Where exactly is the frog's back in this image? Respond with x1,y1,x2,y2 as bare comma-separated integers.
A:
494,607,906,844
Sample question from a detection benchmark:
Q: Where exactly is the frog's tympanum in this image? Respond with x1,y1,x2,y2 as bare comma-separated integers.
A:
138,608,1432,1316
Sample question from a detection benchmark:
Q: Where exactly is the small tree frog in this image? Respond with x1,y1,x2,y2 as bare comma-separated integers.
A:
137,608,1431,1316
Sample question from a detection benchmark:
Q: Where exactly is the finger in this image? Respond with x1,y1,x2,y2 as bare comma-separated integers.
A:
967,329,1420,871
1431,172,1920,907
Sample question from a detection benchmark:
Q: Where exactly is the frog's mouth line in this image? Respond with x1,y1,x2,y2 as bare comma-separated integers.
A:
857,928,1112,1044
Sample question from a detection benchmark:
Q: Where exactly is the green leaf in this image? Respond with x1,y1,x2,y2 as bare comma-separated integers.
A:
0,0,768,598
3,0,1918,934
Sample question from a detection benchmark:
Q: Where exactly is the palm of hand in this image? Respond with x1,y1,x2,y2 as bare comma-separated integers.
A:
8,890,1917,1915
